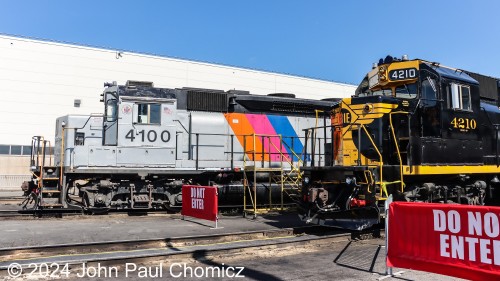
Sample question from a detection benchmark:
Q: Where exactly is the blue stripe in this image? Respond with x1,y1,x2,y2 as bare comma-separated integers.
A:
267,115,304,161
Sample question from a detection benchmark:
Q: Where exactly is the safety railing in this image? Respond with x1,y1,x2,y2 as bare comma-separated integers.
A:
30,136,54,187
302,125,335,167
389,111,410,192
190,133,307,170
242,133,303,218
302,121,395,200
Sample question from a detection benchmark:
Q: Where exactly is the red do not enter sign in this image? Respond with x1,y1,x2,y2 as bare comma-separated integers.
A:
181,185,218,222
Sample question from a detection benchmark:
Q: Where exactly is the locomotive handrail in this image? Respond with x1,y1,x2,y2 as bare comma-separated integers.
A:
389,111,409,192
358,124,384,186
303,125,334,167
241,132,304,217
302,122,383,180
281,141,304,166
190,132,305,170
39,139,46,189
267,136,285,210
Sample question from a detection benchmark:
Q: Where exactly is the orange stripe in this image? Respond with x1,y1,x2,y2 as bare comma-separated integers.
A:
224,113,267,161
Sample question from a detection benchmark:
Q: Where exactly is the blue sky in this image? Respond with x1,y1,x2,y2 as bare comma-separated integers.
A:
1,0,499,85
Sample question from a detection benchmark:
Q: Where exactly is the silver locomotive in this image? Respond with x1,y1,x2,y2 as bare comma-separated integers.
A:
24,81,337,211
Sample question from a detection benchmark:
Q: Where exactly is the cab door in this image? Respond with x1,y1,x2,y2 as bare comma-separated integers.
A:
420,71,441,137
440,80,482,163
103,92,118,146
441,82,479,140
415,70,443,164
116,100,177,167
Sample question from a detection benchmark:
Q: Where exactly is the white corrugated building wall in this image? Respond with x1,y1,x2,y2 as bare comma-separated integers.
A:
0,34,356,189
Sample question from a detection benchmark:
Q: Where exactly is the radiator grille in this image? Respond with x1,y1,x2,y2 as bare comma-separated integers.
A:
271,101,320,114
187,90,228,112
467,72,500,101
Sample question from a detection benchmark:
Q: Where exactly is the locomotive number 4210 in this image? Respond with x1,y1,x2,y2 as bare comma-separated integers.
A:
389,68,417,81
450,117,477,130
125,129,171,143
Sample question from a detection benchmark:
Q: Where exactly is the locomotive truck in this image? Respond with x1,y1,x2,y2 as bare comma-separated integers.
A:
299,56,500,230
23,81,336,211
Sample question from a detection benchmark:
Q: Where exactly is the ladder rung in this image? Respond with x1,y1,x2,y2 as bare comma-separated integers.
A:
42,177,59,180
43,166,57,169
41,189,60,192
41,203,63,207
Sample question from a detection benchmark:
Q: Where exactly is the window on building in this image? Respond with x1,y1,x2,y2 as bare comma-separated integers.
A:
10,145,22,155
22,146,32,155
137,104,161,124
449,83,472,111
0,145,9,154
0,145,38,155
44,147,55,155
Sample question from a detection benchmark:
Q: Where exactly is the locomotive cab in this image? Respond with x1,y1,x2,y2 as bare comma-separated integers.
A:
100,81,177,167
55,82,178,170
299,56,500,230
354,56,483,166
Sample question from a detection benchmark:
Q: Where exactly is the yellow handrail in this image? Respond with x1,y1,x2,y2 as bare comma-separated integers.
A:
359,124,384,185
242,133,304,216
389,111,409,192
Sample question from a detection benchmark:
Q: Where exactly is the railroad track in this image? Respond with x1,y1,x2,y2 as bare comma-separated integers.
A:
0,208,176,219
0,226,382,278
0,196,23,205
0,196,23,200
0,203,295,219
0,207,85,219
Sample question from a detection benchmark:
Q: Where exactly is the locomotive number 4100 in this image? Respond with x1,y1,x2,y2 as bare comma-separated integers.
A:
125,129,171,142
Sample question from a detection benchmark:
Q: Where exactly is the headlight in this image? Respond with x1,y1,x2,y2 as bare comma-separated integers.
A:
363,103,374,113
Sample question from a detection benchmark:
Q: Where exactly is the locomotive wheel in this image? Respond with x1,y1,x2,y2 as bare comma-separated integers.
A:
21,192,39,210
82,192,90,208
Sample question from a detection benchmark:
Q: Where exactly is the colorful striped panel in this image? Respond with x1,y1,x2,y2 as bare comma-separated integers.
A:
224,113,267,161
245,114,285,161
267,115,303,161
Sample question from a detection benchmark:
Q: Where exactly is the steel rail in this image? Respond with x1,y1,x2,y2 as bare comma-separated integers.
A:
0,226,374,270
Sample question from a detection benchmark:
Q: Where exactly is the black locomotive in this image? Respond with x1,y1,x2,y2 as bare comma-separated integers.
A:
299,56,500,230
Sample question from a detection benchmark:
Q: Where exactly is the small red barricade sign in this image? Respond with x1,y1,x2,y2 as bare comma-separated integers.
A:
181,185,218,222
387,202,500,281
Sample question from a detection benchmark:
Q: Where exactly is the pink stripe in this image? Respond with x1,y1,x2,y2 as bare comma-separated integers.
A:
246,114,288,161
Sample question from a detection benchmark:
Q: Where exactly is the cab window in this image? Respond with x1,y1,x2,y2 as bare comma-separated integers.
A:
137,104,161,124
105,99,118,122
448,83,471,111
395,83,417,99
421,78,437,107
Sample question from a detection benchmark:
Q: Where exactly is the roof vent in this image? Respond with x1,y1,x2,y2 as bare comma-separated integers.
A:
126,80,154,88
267,93,296,98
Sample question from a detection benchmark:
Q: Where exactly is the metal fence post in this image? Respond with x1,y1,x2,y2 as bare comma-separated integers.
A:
385,195,393,276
